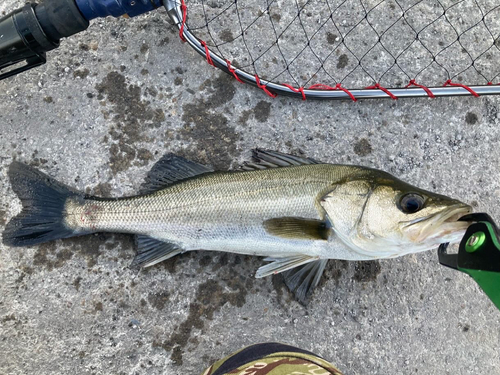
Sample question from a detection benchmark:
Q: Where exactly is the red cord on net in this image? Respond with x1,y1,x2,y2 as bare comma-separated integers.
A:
365,83,398,99
226,60,244,83
179,0,187,42
405,80,435,98
443,79,479,97
200,41,215,66
308,83,357,102
254,75,277,98
283,84,306,100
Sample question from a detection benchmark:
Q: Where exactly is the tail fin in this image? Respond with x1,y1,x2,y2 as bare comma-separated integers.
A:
2,162,85,247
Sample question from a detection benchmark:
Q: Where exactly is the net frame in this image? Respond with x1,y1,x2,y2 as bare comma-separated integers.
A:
165,0,500,100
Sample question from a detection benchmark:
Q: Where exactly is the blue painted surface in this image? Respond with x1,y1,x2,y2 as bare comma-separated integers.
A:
76,0,163,20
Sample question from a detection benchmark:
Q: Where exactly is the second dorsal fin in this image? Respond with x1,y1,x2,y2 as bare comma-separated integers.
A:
241,149,320,171
139,154,213,194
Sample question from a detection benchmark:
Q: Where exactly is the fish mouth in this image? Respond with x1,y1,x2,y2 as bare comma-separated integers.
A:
402,204,473,244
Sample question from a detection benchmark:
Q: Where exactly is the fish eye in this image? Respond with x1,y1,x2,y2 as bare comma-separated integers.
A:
399,193,425,214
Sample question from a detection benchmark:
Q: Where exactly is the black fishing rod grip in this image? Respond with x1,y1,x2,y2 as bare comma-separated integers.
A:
0,0,89,80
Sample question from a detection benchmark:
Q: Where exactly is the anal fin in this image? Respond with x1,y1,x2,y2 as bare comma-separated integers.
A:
255,255,318,278
283,259,328,304
131,235,183,267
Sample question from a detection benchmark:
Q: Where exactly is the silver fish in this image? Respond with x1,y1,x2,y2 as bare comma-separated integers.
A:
3,150,472,301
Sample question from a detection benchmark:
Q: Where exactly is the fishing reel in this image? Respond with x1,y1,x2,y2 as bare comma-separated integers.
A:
0,0,162,80
438,213,500,311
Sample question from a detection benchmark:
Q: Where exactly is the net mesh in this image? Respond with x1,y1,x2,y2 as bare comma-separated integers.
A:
183,0,500,90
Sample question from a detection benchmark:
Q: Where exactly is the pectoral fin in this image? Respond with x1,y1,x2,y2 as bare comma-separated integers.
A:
255,255,318,278
282,259,328,304
131,235,183,267
263,217,330,240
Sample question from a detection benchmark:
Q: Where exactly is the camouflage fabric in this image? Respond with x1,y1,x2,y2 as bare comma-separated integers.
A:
201,343,343,375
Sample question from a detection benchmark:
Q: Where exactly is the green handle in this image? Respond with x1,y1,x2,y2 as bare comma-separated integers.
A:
460,269,500,310
459,222,500,310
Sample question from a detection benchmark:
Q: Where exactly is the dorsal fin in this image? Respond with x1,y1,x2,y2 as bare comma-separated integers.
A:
139,154,213,194
241,149,320,171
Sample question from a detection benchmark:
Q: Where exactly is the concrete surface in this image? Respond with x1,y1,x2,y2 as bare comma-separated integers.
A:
1,1,500,374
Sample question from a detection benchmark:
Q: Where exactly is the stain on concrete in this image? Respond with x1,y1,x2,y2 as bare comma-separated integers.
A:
323,260,348,286
198,255,212,267
271,274,292,305
253,101,272,122
73,276,82,291
159,37,170,46
145,87,158,97
86,181,113,197
199,74,236,108
43,96,53,104
170,346,183,365
180,111,237,170
31,232,133,271
96,72,165,175
181,74,239,170
220,29,234,43
153,272,252,365
0,209,6,226
484,99,498,124
210,253,229,273
67,235,106,268
33,242,73,272
94,301,103,312
327,32,338,45
140,43,149,54
28,150,49,168
2,314,16,323
15,265,33,288
465,112,478,125
353,261,381,282
73,69,90,79
337,54,349,69
148,291,170,310
236,101,271,126
353,138,372,156
238,109,252,125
